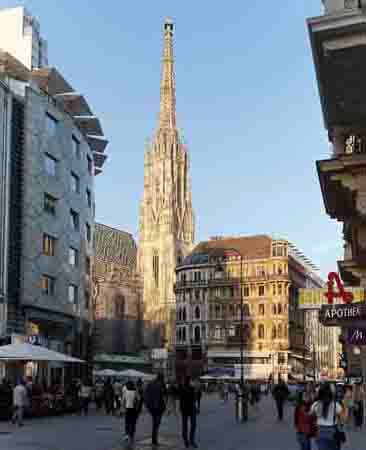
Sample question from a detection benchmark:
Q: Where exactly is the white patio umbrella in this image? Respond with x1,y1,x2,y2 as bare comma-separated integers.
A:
96,369,118,377
118,369,155,380
0,343,84,363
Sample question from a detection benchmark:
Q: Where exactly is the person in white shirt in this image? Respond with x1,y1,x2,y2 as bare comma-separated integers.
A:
311,383,344,450
122,381,140,443
12,379,28,426
79,380,93,416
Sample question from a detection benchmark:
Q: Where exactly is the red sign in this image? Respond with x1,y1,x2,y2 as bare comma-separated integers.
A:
324,272,353,305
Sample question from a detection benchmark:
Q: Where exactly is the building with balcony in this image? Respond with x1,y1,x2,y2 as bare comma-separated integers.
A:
308,0,366,376
174,235,323,381
0,9,108,378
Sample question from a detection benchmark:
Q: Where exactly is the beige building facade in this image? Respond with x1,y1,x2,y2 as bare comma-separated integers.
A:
174,236,325,381
138,19,195,347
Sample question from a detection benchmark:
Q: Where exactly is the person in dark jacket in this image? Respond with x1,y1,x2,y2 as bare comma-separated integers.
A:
272,379,290,421
144,374,167,447
179,376,198,448
103,378,114,415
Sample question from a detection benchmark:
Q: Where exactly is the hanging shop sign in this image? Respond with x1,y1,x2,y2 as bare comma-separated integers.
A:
299,272,364,309
346,328,366,346
319,303,366,326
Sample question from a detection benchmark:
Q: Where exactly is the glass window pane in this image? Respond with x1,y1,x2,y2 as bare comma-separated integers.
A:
44,153,56,176
46,113,57,136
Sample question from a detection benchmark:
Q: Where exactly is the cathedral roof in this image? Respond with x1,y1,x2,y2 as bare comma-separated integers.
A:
94,223,137,269
185,235,272,264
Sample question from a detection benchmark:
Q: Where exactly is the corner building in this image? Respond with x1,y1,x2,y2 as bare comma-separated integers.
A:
308,0,366,377
174,236,323,381
138,19,195,347
0,7,108,375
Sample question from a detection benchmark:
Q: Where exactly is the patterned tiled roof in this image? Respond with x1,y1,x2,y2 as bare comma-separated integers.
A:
94,223,137,269
190,235,272,261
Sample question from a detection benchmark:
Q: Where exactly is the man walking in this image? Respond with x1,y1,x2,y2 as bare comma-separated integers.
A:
272,378,289,421
179,376,198,449
144,373,167,447
12,379,28,427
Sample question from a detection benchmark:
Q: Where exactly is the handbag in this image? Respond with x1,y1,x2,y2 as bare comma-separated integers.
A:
333,398,346,446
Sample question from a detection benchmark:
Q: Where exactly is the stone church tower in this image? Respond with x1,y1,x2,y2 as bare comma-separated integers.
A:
138,18,195,347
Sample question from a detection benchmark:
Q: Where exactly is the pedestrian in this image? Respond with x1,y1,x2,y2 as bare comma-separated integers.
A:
95,379,104,411
294,392,312,450
122,380,140,445
12,378,28,427
104,378,115,415
310,383,345,450
135,378,144,418
144,373,167,447
167,381,178,416
272,378,289,421
193,379,202,414
113,378,123,411
79,379,93,415
353,383,364,430
179,376,198,448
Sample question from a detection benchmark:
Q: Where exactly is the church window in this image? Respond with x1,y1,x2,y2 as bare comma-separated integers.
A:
194,326,201,343
153,252,159,286
114,294,125,319
195,306,201,320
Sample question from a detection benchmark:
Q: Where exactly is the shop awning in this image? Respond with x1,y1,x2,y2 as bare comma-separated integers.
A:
0,343,84,363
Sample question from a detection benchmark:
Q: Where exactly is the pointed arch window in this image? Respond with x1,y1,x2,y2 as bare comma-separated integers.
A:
194,326,201,343
153,251,159,287
273,304,277,315
195,306,201,320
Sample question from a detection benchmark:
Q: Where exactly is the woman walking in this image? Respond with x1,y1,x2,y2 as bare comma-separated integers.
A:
122,381,140,445
294,392,312,450
353,383,364,430
310,383,344,450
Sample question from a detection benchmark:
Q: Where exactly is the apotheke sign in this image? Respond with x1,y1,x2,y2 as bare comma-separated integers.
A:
320,303,366,326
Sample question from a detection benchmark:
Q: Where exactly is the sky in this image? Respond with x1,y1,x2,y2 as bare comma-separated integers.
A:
1,0,343,277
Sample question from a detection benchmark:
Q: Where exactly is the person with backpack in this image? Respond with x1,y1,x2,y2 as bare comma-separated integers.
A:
144,374,167,447
122,381,140,445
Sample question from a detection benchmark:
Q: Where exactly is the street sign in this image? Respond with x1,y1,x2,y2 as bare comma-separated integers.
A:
346,328,366,346
298,287,364,310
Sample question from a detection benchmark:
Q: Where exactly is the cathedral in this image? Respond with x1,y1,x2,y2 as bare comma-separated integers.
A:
138,18,195,347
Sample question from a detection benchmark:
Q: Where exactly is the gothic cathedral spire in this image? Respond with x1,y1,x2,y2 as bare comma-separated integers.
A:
159,18,176,130
138,18,195,347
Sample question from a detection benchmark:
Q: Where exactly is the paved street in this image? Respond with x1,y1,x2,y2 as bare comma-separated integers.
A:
1,395,366,450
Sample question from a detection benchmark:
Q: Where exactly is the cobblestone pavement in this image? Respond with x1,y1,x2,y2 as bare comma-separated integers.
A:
0,395,366,450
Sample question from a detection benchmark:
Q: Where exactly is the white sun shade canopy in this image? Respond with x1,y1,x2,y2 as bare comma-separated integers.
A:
0,343,84,363
118,369,155,380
